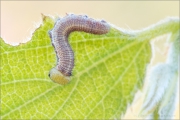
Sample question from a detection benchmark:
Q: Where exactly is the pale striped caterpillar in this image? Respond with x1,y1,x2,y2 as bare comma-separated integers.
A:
48,14,110,85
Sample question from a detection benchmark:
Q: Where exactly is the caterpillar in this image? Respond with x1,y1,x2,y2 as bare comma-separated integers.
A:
48,14,110,85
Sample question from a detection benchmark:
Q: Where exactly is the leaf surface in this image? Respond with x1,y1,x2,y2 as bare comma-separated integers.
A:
0,15,151,119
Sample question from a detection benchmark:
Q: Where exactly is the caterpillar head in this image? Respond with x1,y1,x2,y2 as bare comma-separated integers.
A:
49,68,70,85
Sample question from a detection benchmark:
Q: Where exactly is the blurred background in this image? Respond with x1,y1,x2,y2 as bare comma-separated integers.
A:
1,1,179,119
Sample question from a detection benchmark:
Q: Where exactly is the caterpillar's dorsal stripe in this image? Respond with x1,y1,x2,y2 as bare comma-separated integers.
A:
48,14,110,85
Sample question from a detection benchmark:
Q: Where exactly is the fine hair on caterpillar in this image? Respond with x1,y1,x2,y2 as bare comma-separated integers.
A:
48,14,110,85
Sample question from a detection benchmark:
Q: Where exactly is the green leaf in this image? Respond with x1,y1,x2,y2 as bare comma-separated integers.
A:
140,30,179,120
137,18,179,120
1,15,177,119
